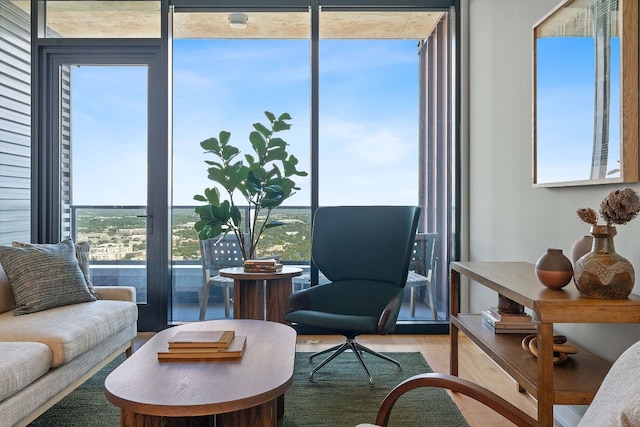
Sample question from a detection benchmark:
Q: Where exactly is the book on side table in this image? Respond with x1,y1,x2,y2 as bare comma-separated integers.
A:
243,259,283,273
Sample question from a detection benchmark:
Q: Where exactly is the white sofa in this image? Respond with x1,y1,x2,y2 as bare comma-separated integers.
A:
0,253,138,427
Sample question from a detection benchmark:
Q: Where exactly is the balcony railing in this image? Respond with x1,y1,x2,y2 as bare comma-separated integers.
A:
70,205,439,322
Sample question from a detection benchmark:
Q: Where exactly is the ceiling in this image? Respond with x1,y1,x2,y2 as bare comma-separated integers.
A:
11,1,444,39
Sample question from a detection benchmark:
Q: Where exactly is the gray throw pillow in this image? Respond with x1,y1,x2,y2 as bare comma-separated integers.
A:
12,240,98,299
0,239,96,315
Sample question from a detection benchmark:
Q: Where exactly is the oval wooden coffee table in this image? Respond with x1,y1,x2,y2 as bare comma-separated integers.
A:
104,319,296,427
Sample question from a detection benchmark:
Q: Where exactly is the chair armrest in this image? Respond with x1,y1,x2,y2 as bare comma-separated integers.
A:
283,287,312,315
377,297,401,334
94,286,137,303
356,373,541,427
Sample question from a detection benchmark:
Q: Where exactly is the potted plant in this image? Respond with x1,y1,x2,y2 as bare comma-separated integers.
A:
193,111,308,260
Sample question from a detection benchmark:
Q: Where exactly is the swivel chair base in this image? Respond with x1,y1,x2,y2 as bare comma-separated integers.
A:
309,338,401,385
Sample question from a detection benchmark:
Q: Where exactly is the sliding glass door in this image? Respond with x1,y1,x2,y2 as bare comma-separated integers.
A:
34,46,169,331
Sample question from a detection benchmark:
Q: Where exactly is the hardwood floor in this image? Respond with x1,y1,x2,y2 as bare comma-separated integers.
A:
134,332,537,426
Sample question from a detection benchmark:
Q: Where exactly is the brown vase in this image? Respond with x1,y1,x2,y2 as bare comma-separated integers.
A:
573,225,635,299
535,249,573,289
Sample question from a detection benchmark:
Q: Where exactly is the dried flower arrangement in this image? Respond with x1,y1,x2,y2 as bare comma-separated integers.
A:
577,188,640,226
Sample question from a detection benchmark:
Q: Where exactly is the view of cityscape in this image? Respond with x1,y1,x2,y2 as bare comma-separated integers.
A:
75,207,312,263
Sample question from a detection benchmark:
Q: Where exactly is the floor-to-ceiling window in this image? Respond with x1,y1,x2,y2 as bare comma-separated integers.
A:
171,9,312,321
170,4,454,332
27,0,457,332
317,9,451,328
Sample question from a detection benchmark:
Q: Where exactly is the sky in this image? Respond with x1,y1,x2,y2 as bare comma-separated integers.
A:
71,38,420,207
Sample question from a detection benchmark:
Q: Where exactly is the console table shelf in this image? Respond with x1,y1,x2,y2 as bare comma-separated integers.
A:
450,261,640,427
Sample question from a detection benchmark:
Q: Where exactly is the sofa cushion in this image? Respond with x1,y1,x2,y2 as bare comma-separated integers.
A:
0,299,137,367
0,342,52,402
0,263,15,314
0,239,96,315
578,340,640,427
12,240,98,299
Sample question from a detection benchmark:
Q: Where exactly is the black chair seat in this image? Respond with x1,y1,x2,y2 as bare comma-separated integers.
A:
285,311,380,335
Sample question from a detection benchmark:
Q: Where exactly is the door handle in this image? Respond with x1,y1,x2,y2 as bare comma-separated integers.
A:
136,214,153,235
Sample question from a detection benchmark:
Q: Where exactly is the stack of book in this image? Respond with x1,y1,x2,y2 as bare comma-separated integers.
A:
481,306,537,334
157,330,247,361
243,259,282,273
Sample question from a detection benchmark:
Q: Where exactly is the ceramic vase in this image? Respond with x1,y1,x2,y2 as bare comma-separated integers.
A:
535,248,573,289
570,235,593,265
573,225,635,299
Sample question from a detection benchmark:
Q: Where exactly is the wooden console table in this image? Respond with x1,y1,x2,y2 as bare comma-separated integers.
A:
450,261,640,427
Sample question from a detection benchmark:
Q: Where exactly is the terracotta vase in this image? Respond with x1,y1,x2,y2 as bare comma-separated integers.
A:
535,249,574,289
570,235,593,265
573,225,635,299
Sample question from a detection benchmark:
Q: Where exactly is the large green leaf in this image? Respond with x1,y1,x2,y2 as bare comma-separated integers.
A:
283,155,308,177
263,183,283,193
248,166,269,182
264,111,276,122
268,137,287,149
249,131,267,157
220,144,240,161
204,160,224,168
230,205,242,227
198,223,224,240
200,137,220,152
265,147,287,163
194,205,213,221
261,194,286,209
203,187,221,206
273,120,291,132
219,130,231,145
210,200,231,222
253,122,271,139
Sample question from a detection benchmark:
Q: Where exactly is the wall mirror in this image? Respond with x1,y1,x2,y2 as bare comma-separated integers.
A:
533,0,638,187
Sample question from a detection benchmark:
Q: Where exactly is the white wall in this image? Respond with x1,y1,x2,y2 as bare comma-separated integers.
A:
466,0,640,362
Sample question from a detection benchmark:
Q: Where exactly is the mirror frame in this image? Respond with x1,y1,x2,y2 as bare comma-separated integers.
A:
533,0,639,187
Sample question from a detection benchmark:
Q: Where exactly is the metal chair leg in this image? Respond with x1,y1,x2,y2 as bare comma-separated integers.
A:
354,341,401,367
309,343,345,362
309,341,351,381
308,338,401,385
348,340,374,385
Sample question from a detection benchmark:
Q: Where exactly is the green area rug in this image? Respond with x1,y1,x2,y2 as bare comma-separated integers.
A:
30,352,469,427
